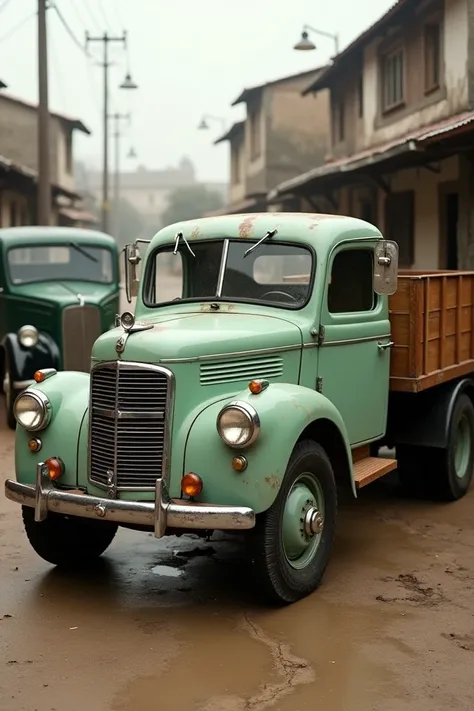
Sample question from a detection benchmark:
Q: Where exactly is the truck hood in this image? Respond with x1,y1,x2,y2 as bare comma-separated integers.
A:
11,281,116,306
92,312,303,362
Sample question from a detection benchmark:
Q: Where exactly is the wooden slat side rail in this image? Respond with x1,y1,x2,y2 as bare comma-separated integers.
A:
354,457,398,489
389,271,474,392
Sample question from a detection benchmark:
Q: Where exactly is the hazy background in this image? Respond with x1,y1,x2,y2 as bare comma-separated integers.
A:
0,0,395,181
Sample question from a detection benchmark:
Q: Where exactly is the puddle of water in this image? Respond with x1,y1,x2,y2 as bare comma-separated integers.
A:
151,565,184,578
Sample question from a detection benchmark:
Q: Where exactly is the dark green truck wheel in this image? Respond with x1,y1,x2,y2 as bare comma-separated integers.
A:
247,440,337,605
3,351,18,430
22,507,118,567
398,393,474,501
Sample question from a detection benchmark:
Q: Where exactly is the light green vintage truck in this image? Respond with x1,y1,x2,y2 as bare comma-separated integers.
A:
5,213,474,605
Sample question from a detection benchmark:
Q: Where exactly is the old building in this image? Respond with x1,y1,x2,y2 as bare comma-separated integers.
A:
208,67,330,215
0,92,91,227
269,0,474,270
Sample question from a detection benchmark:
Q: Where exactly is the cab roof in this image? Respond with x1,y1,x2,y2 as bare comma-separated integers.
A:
0,226,118,250
149,212,382,254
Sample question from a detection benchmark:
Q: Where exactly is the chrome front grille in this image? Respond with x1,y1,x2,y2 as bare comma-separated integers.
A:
89,361,173,491
62,305,102,372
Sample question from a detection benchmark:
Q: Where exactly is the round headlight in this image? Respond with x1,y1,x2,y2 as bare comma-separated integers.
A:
216,401,260,448
13,390,51,431
18,325,39,348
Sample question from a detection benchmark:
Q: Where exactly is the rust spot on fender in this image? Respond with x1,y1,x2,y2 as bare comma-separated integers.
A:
264,475,281,489
239,215,257,239
190,227,201,239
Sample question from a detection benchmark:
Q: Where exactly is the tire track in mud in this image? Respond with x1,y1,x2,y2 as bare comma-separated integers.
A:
198,615,315,711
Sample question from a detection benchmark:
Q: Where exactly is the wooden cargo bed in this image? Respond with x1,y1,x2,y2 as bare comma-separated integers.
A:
389,270,474,392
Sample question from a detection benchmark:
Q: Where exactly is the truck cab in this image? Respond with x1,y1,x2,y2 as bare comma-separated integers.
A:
0,226,120,429
5,213,474,605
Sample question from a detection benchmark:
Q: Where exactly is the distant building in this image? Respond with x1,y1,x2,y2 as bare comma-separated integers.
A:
207,67,331,215
83,157,227,234
0,92,91,227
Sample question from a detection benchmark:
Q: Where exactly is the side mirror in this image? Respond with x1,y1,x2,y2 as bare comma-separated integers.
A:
374,240,398,296
123,243,141,303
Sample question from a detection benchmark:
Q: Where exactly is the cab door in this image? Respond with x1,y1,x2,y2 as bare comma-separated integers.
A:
317,243,392,446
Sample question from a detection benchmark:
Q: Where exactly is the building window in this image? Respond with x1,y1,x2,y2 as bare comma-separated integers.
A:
328,250,375,313
231,144,241,184
65,131,73,174
381,47,404,112
332,99,345,144
358,74,364,118
384,191,414,268
249,105,261,160
424,22,441,92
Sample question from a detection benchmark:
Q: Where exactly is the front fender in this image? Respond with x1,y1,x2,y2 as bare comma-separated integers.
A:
2,331,60,384
184,383,354,514
14,371,90,488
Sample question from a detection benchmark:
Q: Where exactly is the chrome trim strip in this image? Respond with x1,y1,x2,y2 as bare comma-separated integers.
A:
320,333,392,348
5,469,256,537
216,239,229,297
88,360,176,493
156,343,304,364
94,408,164,420
12,379,34,390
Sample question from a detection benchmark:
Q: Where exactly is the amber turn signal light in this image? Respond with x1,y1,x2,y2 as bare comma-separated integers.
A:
249,380,263,394
28,438,42,453
181,472,203,497
34,370,46,383
232,456,248,472
45,457,64,481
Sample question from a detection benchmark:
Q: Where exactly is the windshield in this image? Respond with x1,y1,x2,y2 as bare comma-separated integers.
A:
144,239,313,309
7,244,114,285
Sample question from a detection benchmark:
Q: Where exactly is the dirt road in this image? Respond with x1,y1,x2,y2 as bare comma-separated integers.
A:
2,408,474,711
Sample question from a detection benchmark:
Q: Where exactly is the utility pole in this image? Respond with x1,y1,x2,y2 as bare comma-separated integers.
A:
85,32,127,234
110,111,130,239
37,0,50,225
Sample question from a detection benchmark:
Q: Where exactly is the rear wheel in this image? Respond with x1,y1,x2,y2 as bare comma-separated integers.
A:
246,440,337,605
22,507,118,567
398,393,474,501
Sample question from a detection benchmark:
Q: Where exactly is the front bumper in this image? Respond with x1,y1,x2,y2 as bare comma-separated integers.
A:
4,463,256,538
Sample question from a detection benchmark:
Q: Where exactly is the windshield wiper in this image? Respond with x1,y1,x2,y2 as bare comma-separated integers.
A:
173,232,195,258
244,229,278,257
70,242,99,263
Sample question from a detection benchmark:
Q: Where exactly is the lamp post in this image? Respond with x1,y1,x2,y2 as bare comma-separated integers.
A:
198,114,226,133
293,24,339,56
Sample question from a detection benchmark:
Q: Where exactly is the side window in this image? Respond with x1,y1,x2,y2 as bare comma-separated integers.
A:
151,250,183,303
328,249,375,313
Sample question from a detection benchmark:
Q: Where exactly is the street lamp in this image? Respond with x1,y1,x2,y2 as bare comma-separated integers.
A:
198,114,226,132
294,24,339,56
120,72,138,90
127,146,137,159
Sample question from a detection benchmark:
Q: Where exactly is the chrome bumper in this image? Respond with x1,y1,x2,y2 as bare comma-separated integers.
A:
4,463,256,538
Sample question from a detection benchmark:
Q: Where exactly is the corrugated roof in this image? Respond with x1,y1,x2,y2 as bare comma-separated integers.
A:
214,121,245,146
268,110,474,200
0,153,82,200
0,92,90,134
231,66,329,106
302,0,414,95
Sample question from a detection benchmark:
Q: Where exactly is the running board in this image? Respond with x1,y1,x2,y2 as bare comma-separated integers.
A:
353,457,398,489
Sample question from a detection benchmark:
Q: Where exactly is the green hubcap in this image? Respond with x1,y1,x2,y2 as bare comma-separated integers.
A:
282,472,324,570
454,414,472,479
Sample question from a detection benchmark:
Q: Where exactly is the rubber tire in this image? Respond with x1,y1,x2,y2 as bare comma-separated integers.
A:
4,351,18,430
398,393,474,502
246,440,337,606
22,507,118,567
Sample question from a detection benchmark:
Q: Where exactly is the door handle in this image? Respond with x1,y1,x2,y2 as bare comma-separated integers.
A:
378,340,394,351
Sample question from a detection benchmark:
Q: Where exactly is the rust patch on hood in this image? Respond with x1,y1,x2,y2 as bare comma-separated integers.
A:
239,215,257,239
308,214,344,229
190,227,202,239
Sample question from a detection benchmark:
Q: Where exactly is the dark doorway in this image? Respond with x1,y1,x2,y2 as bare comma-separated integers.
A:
445,192,458,269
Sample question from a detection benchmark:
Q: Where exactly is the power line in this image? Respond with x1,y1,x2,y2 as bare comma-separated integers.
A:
0,9,36,44
0,0,14,15
51,3,91,57
112,0,125,31
81,0,102,34
96,0,112,29
49,10,68,112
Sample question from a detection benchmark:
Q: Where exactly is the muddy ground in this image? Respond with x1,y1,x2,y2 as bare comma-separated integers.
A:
2,408,474,711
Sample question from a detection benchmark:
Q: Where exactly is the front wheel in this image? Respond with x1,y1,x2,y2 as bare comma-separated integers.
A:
247,440,337,605
22,507,118,567
3,354,19,430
